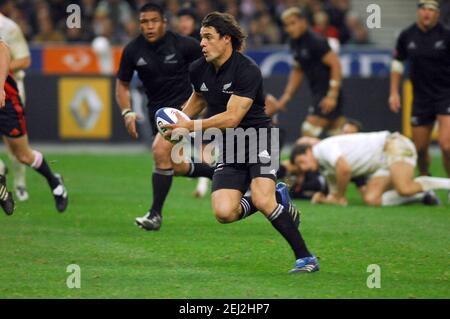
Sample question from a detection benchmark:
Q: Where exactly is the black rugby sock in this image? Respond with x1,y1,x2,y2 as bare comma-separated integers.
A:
186,162,214,179
239,196,258,220
30,151,60,189
268,204,311,259
150,168,174,217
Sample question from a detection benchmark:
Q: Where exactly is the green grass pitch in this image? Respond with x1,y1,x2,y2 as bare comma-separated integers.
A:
0,152,449,298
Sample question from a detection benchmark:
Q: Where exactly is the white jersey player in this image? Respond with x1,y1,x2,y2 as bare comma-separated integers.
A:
0,12,31,201
296,131,450,206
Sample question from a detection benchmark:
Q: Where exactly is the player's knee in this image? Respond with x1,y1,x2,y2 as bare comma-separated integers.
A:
394,184,414,197
213,202,239,224
152,143,171,164
251,194,274,212
438,139,450,157
363,193,381,207
302,121,323,138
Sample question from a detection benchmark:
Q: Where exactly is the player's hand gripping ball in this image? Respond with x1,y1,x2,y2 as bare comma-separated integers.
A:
155,107,191,144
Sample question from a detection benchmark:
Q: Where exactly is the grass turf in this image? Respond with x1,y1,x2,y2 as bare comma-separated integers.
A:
0,152,449,298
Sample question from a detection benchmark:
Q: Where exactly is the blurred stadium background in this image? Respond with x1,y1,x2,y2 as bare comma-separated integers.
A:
1,0,449,147
1,0,450,299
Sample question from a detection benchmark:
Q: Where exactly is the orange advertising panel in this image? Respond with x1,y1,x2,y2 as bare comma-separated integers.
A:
43,46,122,74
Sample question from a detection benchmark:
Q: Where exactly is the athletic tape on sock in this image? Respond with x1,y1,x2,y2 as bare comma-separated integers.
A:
154,168,174,176
31,150,43,169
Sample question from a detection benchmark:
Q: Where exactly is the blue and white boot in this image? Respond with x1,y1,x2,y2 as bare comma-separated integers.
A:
289,256,320,274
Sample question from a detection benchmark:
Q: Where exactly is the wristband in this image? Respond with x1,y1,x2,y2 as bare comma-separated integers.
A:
329,80,341,88
121,108,133,117
327,91,338,99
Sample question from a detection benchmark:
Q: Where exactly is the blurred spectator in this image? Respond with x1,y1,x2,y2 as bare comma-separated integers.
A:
0,0,370,46
248,10,281,47
313,10,339,40
176,7,200,40
94,0,138,43
324,0,351,44
346,12,369,45
441,0,450,28
32,8,65,43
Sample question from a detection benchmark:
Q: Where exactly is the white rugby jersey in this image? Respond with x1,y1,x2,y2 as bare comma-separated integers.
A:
312,131,391,178
0,13,30,81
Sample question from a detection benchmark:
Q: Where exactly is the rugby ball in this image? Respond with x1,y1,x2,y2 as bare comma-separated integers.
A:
155,107,190,143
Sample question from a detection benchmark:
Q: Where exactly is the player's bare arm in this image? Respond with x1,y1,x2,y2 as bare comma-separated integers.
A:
9,56,30,71
320,50,342,114
332,157,352,203
181,91,208,118
279,64,303,109
164,95,253,132
115,79,141,139
389,60,404,113
0,41,11,108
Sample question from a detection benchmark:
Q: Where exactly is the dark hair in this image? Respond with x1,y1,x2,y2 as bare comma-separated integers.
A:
201,11,247,51
177,8,197,21
290,144,311,164
343,118,363,132
139,3,165,19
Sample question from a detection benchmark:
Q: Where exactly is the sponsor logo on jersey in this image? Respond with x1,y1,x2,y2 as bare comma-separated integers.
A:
137,57,147,66
407,41,417,50
222,82,233,94
164,53,178,64
434,40,445,50
200,83,208,92
8,128,21,137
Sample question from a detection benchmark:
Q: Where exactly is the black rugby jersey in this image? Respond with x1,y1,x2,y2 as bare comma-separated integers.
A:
394,22,450,103
189,51,271,128
289,30,341,101
117,30,202,110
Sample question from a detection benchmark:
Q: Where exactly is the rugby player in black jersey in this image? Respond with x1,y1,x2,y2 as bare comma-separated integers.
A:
116,3,214,230
390,0,450,187
278,7,346,138
163,12,318,273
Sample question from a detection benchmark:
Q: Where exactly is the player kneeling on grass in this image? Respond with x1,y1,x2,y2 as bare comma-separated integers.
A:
295,131,450,206
0,38,68,215
162,12,318,273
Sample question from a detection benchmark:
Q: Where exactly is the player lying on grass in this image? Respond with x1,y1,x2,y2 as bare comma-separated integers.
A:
162,12,318,273
295,131,449,206
0,37,68,215
276,119,369,200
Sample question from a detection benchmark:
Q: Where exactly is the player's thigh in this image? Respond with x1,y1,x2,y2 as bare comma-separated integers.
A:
211,164,248,221
389,162,416,195
437,115,450,152
363,175,391,206
249,177,277,216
